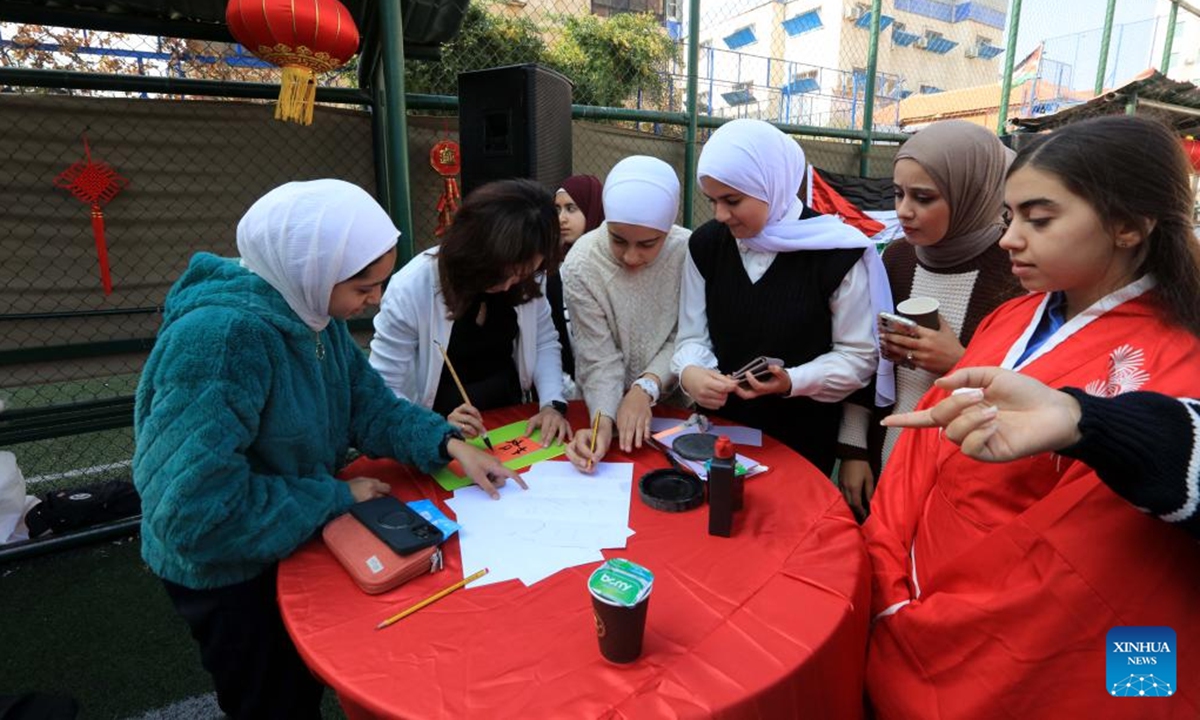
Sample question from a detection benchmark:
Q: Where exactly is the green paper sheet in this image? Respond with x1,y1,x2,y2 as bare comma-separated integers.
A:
432,419,568,491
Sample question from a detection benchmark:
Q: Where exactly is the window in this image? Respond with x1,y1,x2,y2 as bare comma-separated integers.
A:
920,84,943,94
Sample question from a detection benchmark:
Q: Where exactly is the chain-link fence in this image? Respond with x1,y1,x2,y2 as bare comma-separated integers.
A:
3,0,1196,500
0,26,376,496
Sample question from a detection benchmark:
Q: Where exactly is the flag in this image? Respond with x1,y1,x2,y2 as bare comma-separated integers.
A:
809,169,885,237
1012,43,1043,85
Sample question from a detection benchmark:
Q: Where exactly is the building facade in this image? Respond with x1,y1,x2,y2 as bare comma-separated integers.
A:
689,1,1009,129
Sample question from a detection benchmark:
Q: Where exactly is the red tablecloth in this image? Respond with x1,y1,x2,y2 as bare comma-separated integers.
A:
278,403,870,719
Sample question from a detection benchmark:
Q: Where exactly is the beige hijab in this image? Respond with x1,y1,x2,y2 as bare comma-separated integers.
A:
893,120,1013,269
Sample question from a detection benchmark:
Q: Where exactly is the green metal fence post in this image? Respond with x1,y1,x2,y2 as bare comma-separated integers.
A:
378,0,415,263
996,0,1023,135
682,0,702,227
1094,0,1117,96
1161,1,1179,74
858,0,883,177
1125,90,1139,115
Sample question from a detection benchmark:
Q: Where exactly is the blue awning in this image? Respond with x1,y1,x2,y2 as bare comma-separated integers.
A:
892,29,920,47
977,44,1004,60
782,10,822,36
723,27,757,49
782,76,820,95
922,36,958,54
721,89,756,105
855,12,895,31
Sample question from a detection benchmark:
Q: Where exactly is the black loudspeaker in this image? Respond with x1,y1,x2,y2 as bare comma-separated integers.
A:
458,64,573,196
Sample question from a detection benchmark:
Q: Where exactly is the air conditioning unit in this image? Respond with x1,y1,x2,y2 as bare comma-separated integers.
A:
915,37,928,49
845,6,865,20
964,47,979,58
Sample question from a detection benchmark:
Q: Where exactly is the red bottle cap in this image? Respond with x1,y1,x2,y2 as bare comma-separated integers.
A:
714,435,734,459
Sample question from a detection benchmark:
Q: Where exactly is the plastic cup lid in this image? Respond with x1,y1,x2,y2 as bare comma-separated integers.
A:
588,558,653,607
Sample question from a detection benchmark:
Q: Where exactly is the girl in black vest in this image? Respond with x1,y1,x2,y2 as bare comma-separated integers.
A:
671,119,894,475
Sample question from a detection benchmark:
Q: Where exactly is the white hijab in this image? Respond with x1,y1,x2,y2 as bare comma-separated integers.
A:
602,155,681,233
236,179,399,332
697,119,895,406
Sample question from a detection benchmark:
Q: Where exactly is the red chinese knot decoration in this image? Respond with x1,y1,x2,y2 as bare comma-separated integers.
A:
53,135,128,295
430,140,462,237
225,0,360,125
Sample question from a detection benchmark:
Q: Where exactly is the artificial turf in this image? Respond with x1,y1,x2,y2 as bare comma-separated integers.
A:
0,534,212,718
1,534,350,719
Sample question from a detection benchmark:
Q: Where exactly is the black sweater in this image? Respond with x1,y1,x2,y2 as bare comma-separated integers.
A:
1060,388,1200,539
689,218,862,476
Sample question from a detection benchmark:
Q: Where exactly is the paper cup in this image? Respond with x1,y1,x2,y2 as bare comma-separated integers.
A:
896,296,941,330
588,558,653,663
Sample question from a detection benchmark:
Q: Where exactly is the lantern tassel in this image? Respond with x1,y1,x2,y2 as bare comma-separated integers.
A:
276,66,318,125
91,204,113,295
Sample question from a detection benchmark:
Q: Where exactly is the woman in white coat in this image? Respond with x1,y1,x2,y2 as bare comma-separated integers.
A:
369,179,572,444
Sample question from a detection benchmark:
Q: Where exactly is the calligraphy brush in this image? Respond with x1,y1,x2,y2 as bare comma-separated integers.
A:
433,340,494,451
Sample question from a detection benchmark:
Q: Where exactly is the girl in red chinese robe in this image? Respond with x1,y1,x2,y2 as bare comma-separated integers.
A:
865,115,1200,719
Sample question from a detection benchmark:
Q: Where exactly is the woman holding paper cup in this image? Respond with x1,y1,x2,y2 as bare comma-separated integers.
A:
862,116,1200,718
836,120,1023,519
560,156,691,471
671,119,891,475
369,179,573,446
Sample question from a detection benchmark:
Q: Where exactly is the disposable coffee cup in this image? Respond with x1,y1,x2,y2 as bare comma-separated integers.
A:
896,296,941,330
588,558,653,663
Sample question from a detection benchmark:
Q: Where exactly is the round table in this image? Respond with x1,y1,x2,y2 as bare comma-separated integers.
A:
278,403,870,719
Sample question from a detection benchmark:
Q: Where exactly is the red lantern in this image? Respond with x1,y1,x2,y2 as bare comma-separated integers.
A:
1183,137,1200,174
225,0,360,125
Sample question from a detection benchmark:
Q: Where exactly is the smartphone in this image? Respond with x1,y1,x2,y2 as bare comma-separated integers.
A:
879,312,920,337
731,355,784,389
350,496,444,556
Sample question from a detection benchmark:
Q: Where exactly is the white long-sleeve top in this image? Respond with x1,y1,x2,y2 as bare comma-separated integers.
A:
670,239,877,401
369,250,565,409
561,222,691,420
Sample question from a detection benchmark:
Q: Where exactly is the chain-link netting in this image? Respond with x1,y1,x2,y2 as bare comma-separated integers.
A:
1011,0,1200,113
3,0,1195,499
1,25,375,495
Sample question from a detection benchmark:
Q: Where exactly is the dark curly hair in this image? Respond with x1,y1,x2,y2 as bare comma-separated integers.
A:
436,178,560,320
1009,115,1200,337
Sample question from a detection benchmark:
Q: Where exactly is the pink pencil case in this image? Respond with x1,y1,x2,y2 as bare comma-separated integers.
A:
322,512,444,594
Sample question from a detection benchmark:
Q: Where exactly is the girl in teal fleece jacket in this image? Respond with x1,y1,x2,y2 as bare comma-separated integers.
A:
133,179,522,720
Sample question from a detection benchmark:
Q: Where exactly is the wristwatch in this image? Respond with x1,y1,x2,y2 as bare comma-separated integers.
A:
438,426,465,461
632,377,660,406
545,400,569,416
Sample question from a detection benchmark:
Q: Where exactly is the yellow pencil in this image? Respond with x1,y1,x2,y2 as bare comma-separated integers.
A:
587,410,601,471
376,568,489,630
433,340,494,451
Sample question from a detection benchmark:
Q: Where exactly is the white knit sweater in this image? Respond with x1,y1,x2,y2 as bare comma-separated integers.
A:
561,222,691,420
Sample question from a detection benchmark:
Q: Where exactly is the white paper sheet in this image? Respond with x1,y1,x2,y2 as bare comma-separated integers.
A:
447,462,635,588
